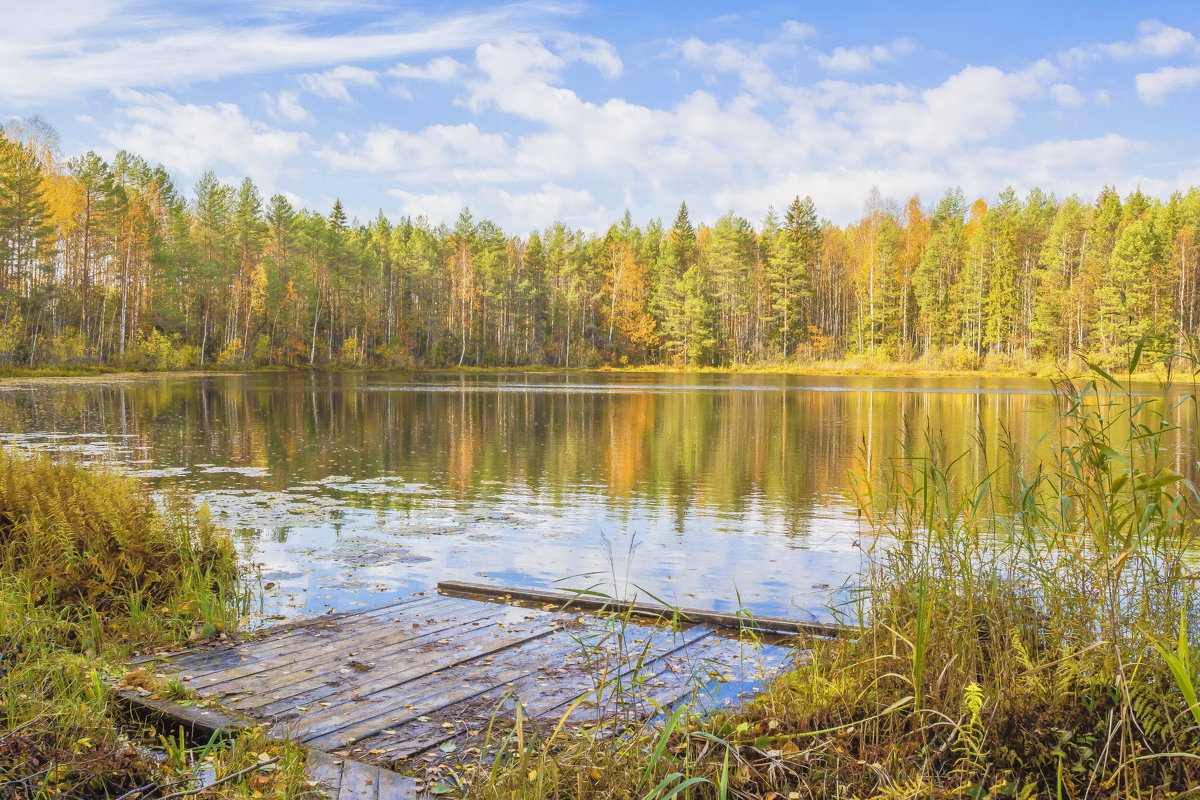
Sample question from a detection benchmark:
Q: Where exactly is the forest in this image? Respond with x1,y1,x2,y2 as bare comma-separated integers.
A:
0,119,1192,372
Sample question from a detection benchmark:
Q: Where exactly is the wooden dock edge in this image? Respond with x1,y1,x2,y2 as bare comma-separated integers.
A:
435,580,848,638
115,690,421,798
115,688,254,741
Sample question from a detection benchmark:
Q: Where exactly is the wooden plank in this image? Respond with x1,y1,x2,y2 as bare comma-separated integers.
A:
296,629,574,748
437,580,846,638
167,596,456,678
147,594,447,671
181,599,490,689
228,611,516,712
281,620,568,742
304,747,344,797
115,689,252,741
249,606,564,712
207,603,514,701
365,628,729,761
336,757,380,800
372,766,419,799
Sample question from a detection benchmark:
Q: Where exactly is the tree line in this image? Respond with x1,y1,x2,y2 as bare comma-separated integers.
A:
0,120,1194,371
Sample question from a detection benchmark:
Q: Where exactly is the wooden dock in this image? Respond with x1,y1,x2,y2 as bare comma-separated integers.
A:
122,584,804,799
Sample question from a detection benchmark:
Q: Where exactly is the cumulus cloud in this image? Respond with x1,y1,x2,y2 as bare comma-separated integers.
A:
319,33,1081,227
1062,19,1199,66
104,91,311,187
950,134,1146,190
320,123,511,179
23,10,1200,231
816,38,916,72
496,183,594,218
779,21,818,41
299,65,379,102
1135,65,1200,104
821,60,1057,155
1049,83,1085,108
263,90,313,124
386,189,466,222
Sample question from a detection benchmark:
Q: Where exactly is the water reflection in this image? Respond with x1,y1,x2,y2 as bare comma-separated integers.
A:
0,371,1133,622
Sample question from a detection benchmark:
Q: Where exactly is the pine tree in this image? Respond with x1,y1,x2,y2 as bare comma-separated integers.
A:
0,135,55,308
767,196,819,357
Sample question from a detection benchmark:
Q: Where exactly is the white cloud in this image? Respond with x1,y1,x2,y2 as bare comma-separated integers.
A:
0,3,563,102
816,38,915,72
321,35,1082,229
1062,19,1199,66
679,36,787,96
28,10,1200,231
822,61,1057,155
299,65,379,102
497,183,597,224
319,123,511,178
780,21,817,41
680,30,914,96
1135,65,1200,104
553,33,623,79
103,91,311,187
389,56,465,82
263,90,313,124
386,189,466,222
952,134,1146,190
1050,82,1084,108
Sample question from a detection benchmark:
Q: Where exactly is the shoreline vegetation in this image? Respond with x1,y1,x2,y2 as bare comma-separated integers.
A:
0,451,310,799
0,356,1184,383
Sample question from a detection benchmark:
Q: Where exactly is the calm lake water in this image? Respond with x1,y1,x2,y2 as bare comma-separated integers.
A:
0,371,1080,622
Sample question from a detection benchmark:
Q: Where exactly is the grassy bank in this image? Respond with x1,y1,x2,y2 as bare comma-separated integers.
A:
467,355,1200,798
0,452,308,799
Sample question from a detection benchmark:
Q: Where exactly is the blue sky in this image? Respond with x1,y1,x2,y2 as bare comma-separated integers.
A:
3,1,1200,230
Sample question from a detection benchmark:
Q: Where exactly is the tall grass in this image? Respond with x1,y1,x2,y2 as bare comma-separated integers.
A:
470,345,1200,799
0,451,300,799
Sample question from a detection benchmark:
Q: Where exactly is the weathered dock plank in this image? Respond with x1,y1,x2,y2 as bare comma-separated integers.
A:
437,579,846,637
304,748,345,797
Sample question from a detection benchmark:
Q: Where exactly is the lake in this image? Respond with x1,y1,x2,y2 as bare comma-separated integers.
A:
0,371,1087,622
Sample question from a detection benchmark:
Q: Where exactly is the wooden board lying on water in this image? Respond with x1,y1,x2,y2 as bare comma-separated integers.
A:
122,590,796,799
437,579,847,638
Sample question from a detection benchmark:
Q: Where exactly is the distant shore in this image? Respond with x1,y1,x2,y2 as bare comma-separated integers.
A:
0,359,1178,384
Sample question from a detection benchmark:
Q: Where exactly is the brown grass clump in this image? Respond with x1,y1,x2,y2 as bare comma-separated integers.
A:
0,450,236,618
0,450,301,799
